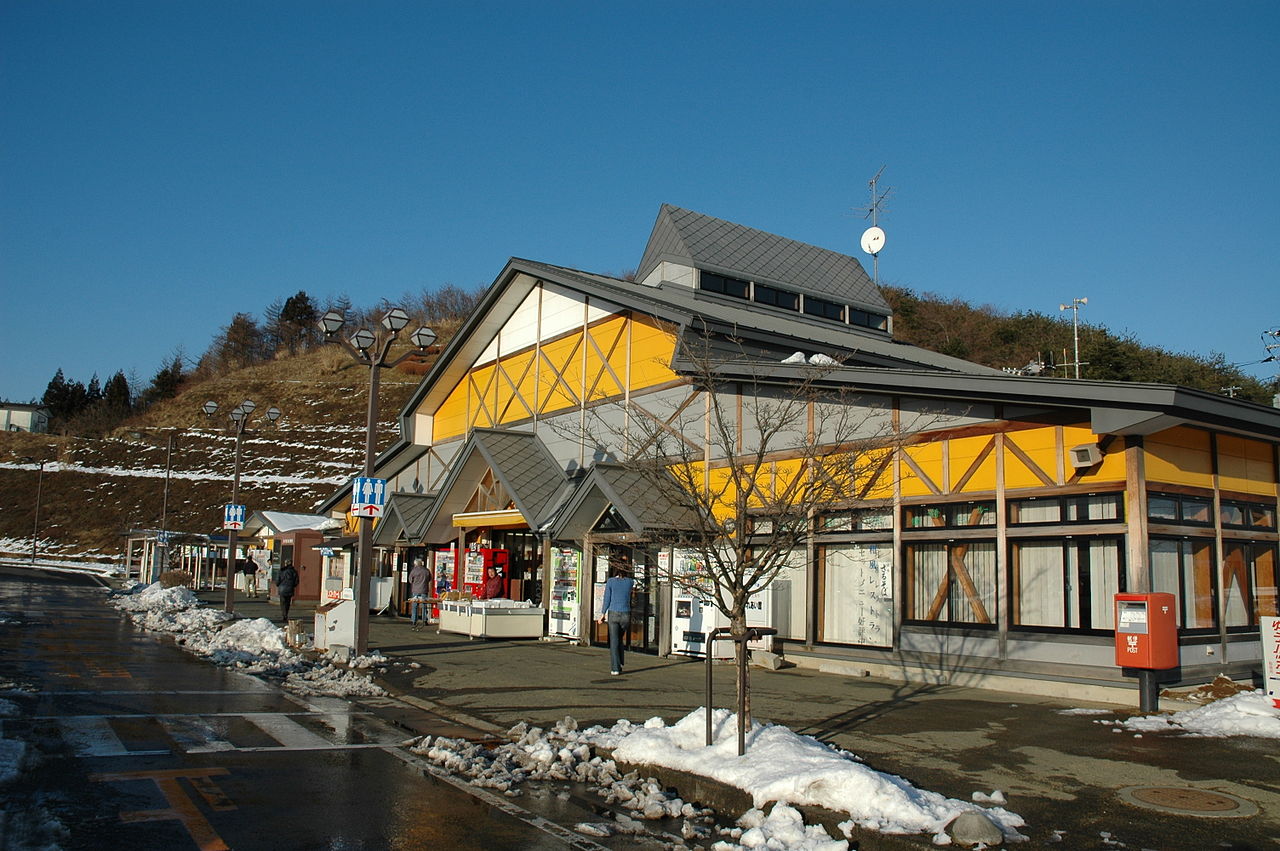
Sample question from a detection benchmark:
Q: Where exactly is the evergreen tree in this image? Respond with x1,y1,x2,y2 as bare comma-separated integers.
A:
102,371,132,413
140,354,186,407
280,290,319,354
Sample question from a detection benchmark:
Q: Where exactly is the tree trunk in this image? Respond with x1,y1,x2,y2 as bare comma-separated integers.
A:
730,609,751,734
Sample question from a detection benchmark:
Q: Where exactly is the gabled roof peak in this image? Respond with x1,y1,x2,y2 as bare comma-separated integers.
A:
635,204,889,313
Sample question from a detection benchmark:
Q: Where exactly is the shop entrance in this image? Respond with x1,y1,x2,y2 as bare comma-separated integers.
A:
592,544,659,655
490,529,542,603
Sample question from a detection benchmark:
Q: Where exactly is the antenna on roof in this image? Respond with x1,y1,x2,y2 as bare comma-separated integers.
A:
859,166,891,285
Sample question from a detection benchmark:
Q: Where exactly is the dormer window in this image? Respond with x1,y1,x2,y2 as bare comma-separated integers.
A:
803,295,844,321
753,284,799,311
700,271,749,299
698,268,889,333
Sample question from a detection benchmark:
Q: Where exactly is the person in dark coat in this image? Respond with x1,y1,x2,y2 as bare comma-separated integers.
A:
408,558,431,630
276,561,299,622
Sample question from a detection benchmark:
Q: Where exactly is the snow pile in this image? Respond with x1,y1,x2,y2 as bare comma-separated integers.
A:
411,716,722,841
599,708,1025,841
720,804,847,851
110,582,383,696
1104,692,1280,738
412,710,1025,848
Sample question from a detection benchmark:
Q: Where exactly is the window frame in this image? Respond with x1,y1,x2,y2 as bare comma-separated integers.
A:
1008,535,1126,634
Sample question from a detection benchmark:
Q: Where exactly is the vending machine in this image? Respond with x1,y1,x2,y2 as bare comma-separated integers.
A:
666,549,772,658
463,548,510,597
548,546,582,638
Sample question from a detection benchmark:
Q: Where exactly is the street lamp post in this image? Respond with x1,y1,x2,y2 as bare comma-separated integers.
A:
204,400,281,613
319,306,437,655
22,456,46,567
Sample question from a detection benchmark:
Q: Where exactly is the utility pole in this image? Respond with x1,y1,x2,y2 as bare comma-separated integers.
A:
1059,297,1088,379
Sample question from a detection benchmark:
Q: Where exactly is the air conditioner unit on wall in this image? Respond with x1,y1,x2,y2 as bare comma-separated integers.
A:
1069,443,1103,469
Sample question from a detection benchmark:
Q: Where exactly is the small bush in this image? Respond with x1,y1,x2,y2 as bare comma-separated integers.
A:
158,570,193,589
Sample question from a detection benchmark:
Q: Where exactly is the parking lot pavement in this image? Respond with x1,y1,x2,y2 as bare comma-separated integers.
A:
197,593,1280,849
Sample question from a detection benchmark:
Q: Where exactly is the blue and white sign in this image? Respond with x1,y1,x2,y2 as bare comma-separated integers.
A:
351,477,387,518
223,504,246,530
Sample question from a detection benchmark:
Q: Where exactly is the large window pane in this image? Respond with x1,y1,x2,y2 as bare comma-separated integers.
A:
1087,540,1121,630
907,541,995,624
1013,542,1065,627
1150,538,1217,630
820,543,893,646
770,548,809,641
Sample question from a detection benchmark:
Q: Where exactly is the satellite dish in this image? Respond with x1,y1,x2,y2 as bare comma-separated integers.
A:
860,226,886,256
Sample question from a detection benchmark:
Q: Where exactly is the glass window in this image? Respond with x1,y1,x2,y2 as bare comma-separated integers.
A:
1221,500,1277,530
1149,538,1217,630
1067,494,1122,521
1010,499,1061,525
803,296,844,321
1182,498,1212,524
819,542,893,646
905,541,996,625
1222,541,1279,629
1148,495,1178,522
1248,504,1276,530
1011,538,1122,630
753,284,799,311
700,271,749,299
905,501,995,529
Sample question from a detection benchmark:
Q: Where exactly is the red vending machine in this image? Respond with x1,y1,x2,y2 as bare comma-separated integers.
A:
463,548,510,597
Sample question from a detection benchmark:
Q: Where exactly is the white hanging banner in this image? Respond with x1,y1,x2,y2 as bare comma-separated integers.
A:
1262,617,1280,710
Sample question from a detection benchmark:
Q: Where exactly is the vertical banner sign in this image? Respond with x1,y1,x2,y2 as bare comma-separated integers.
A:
1263,616,1280,710
223,504,246,530
350,477,387,518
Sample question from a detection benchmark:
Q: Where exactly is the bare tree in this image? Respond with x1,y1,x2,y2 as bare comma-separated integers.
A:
572,332,905,737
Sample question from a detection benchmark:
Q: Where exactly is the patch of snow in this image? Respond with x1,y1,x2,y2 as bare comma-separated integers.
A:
1111,692,1280,738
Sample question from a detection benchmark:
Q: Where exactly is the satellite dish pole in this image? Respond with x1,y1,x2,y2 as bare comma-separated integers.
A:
859,166,891,285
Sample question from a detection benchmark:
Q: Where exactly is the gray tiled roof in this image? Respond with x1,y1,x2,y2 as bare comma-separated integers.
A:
472,429,568,526
636,204,890,312
550,462,702,539
372,493,435,545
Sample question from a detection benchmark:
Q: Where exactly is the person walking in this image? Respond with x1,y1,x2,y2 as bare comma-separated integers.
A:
241,559,259,598
408,558,431,631
598,564,634,676
276,561,299,623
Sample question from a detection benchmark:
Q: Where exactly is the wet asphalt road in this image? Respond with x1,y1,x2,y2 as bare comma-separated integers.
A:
0,569,637,851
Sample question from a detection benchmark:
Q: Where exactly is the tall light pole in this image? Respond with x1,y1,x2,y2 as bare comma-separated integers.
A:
319,306,437,655
204,400,281,613
22,456,46,567
157,428,181,575
1059,296,1088,379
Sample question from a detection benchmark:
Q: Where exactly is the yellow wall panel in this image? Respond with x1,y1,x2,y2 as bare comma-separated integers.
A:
432,379,471,442
497,350,538,425
628,316,678,389
1061,425,1126,484
1218,434,1278,496
1145,426,1213,489
1003,427,1059,490
948,435,996,493
901,441,943,497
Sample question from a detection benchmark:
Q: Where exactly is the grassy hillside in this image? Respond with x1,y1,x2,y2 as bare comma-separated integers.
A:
884,286,1276,403
0,344,431,561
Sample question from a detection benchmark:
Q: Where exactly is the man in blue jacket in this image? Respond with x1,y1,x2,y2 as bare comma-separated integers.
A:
598,564,634,675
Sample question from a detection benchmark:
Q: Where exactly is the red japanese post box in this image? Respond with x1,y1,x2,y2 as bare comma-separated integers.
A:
1114,592,1178,669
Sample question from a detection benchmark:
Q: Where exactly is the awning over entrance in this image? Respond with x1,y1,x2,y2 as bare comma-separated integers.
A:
452,509,526,528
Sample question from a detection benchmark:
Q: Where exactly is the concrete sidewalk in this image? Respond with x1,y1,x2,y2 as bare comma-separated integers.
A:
204,593,1279,849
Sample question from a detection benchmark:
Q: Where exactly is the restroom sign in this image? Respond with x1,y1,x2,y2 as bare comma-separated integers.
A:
223,504,246,530
351,477,387,518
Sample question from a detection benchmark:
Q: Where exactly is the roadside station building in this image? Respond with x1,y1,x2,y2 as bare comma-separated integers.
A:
324,204,1280,697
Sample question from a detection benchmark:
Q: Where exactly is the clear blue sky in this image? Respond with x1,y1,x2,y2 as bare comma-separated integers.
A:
2,1,1277,403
